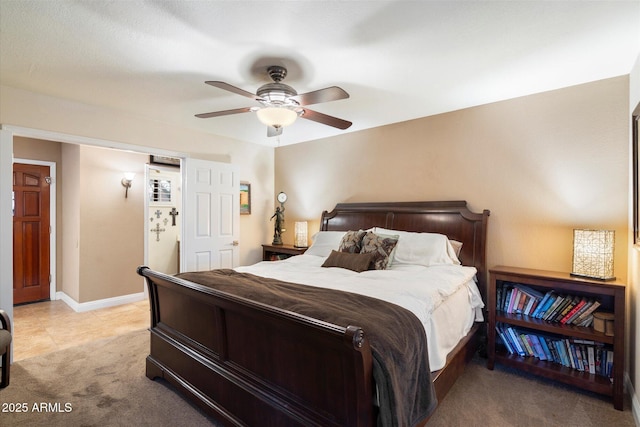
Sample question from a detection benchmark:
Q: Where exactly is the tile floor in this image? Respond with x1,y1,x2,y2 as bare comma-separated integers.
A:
11,299,150,361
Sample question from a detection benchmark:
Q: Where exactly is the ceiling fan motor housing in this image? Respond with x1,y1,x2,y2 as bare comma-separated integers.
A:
257,82,298,104
267,65,287,82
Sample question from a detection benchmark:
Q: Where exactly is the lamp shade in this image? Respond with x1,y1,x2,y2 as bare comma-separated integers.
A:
571,229,615,280
294,221,308,248
256,107,298,127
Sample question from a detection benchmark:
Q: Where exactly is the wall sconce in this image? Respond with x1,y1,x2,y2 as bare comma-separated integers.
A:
571,229,615,281
121,172,135,198
294,221,308,248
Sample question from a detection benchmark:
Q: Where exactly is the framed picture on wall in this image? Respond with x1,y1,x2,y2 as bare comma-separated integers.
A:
240,182,251,215
633,101,639,245
148,175,173,206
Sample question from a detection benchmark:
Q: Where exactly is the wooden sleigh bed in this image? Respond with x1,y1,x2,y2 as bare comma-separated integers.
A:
138,201,489,426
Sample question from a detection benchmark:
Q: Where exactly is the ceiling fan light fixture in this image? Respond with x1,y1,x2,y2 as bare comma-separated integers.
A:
256,107,298,128
198,65,351,136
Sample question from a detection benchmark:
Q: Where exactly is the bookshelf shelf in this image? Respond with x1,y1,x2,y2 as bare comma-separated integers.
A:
494,349,614,396
487,266,625,410
495,312,615,344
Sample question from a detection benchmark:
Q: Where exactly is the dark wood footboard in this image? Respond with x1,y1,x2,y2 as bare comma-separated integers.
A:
139,266,375,427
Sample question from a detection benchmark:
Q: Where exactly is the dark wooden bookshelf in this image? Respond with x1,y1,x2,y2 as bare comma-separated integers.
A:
487,266,625,410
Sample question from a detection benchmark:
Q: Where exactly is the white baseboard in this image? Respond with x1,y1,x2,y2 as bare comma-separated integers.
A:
626,372,640,426
56,291,146,313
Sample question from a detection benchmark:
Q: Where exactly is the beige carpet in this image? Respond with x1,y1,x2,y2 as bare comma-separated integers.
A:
428,356,637,427
0,329,217,426
0,329,636,426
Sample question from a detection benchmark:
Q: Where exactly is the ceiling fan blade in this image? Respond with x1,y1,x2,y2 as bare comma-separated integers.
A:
195,107,253,119
205,81,262,101
267,126,283,137
300,108,352,130
290,86,349,106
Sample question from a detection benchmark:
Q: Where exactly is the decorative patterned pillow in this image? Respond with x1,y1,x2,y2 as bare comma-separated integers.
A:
338,230,367,253
360,231,399,270
321,250,374,273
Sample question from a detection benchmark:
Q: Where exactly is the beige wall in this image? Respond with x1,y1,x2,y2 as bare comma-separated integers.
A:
61,144,80,301
77,146,148,302
276,76,629,281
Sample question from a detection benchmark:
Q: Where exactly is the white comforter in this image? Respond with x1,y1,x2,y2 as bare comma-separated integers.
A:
235,254,484,370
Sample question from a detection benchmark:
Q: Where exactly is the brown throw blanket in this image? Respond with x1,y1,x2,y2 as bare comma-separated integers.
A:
177,269,437,427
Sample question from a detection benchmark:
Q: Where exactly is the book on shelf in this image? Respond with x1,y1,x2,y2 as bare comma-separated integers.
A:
495,323,613,378
537,335,553,360
523,297,536,316
516,291,528,314
564,339,577,369
539,294,563,320
496,326,515,355
504,287,515,312
529,334,547,360
573,301,601,325
576,314,595,328
587,345,596,374
520,333,535,356
531,292,549,317
499,283,545,315
605,350,614,378
504,325,526,356
560,297,589,324
553,295,580,322
496,283,602,326
543,294,568,321
508,287,521,313
533,291,557,318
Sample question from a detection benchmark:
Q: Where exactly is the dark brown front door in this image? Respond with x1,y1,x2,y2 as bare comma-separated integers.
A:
13,163,51,304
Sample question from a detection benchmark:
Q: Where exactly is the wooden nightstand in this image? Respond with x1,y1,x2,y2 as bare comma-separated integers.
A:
262,244,307,261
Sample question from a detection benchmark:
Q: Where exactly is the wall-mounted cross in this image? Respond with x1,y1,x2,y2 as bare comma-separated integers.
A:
150,223,166,242
154,209,162,219
169,207,179,226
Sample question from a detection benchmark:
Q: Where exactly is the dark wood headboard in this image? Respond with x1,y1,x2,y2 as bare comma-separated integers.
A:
320,201,490,296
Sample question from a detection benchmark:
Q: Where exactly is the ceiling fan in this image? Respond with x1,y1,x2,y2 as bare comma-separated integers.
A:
196,65,352,137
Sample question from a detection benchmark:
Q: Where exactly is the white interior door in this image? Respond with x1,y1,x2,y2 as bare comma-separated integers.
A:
182,158,239,272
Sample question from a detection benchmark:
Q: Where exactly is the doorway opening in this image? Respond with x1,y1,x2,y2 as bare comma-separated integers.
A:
145,163,182,275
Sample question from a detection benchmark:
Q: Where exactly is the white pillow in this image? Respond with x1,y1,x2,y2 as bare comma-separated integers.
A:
373,228,460,266
450,240,463,257
304,231,347,257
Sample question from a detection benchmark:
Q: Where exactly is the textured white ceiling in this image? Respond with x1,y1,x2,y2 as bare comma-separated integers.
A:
1,1,639,146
